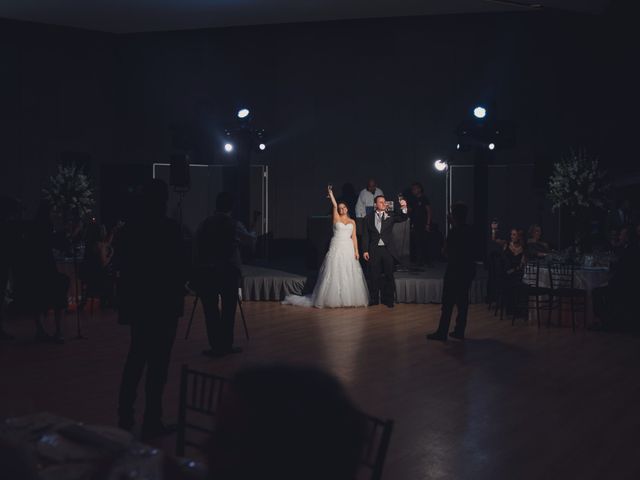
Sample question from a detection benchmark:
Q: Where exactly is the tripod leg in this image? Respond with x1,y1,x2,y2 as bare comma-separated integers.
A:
238,295,249,341
184,296,199,340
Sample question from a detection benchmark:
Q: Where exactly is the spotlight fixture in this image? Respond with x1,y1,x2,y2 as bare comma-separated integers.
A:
473,106,487,119
488,143,496,150
224,143,234,152
434,159,448,172
237,108,250,119
258,143,266,151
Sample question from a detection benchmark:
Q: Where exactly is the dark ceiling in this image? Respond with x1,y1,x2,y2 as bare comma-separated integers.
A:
0,0,610,33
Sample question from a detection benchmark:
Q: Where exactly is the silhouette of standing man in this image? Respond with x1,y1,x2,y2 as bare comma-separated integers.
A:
195,192,255,358
117,179,187,438
427,203,475,341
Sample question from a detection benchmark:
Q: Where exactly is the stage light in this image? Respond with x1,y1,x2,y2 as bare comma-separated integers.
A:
434,159,448,172
237,108,250,119
224,143,234,152
488,143,496,150
259,143,266,151
456,143,461,150
473,106,487,119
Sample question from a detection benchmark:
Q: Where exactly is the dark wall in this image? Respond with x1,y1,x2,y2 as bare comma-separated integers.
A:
114,11,617,238
2,8,634,238
0,19,116,216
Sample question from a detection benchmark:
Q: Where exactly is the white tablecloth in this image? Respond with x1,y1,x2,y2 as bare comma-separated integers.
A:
537,266,610,292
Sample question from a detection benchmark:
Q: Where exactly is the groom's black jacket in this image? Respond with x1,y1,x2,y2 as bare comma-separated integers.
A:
362,209,408,259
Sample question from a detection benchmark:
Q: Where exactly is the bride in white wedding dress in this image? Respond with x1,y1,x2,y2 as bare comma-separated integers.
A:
282,185,369,308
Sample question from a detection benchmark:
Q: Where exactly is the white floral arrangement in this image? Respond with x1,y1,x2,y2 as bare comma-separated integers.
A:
547,149,608,214
42,164,95,219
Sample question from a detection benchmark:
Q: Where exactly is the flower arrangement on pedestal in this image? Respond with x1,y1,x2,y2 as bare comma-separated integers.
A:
548,149,609,252
547,149,608,215
42,164,95,220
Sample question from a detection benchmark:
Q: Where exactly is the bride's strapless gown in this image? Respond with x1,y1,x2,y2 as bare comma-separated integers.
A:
283,222,369,308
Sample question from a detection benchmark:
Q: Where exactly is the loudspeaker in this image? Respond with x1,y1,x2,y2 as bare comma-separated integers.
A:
169,153,190,190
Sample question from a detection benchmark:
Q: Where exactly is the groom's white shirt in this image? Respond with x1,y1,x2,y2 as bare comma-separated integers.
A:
374,207,407,246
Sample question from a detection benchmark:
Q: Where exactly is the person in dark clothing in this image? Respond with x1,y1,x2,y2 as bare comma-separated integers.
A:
117,179,187,438
81,222,119,307
407,182,433,266
207,365,367,480
362,195,408,307
427,203,476,341
12,201,70,343
0,196,21,340
526,224,551,258
592,240,640,332
194,192,255,358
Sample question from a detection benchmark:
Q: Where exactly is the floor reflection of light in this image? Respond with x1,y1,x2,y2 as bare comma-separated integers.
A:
315,308,367,385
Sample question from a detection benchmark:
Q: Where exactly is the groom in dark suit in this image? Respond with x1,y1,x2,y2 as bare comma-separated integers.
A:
362,195,408,307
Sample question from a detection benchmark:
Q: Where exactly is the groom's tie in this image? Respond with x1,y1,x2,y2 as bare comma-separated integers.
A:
376,212,385,246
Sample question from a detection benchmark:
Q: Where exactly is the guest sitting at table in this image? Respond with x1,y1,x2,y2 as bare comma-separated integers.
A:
491,223,526,315
526,224,551,258
12,200,70,344
206,365,367,480
612,225,632,259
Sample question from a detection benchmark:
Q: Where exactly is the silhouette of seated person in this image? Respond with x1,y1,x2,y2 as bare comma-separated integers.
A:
207,365,367,480
12,200,70,343
194,192,255,358
611,225,632,260
117,179,187,438
526,224,551,258
491,223,526,314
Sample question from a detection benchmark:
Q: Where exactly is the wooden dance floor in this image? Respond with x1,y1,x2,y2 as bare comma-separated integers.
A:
2,301,640,479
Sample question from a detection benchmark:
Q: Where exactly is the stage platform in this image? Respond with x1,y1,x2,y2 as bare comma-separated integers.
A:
241,265,306,301
241,263,487,304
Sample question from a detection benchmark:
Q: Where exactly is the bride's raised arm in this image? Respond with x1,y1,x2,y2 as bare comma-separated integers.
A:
327,185,339,223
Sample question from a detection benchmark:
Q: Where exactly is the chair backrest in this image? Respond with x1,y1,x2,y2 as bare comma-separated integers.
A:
522,261,540,288
548,263,575,290
176,364,229,456
358,414,394,480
